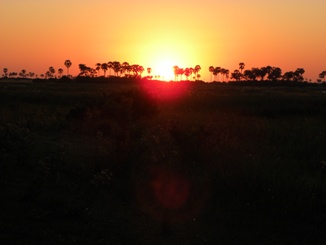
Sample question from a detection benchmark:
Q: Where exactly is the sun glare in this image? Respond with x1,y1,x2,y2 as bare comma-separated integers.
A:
153,59,175,81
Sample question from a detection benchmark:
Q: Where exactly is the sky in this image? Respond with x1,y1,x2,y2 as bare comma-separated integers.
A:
1,0,326,81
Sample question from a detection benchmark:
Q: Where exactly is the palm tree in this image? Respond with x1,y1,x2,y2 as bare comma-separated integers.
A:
147,67,152,78
112,61,121,76
214,67,221,81
101,63,108,77
107,61,113,76
138,66,144,78
184,68,192,80
121,62,129,77
45,71,52,79
239,62,245,74
29,72,35,79
58,68,64,78
209,66,214,82
173,66,180,81
64,60,72,76
319,71,326,82
21,69,27,78
220,68,229,82
178,68,185,81
49,67,56,78
78,64,89,76
193,65,201,81
3,68,8,77
95,63,101,76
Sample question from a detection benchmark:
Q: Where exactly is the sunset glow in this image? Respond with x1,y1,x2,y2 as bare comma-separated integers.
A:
1,0,326,81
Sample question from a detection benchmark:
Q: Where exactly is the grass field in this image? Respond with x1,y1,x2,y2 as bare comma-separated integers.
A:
1,78,326,244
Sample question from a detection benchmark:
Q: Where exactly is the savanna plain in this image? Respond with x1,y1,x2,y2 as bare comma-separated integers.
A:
1,78,326,244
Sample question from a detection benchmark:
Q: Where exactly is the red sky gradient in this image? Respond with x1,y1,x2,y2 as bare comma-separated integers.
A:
1,0,326,81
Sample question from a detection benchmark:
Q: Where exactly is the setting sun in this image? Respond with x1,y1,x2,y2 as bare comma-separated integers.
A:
152,59,175,81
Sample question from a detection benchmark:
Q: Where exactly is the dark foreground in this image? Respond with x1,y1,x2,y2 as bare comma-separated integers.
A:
1,79,326,244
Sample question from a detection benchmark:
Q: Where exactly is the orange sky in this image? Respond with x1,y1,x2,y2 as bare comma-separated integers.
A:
1,0,326,81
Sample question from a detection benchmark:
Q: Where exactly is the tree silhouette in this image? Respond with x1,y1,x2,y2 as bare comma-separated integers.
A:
184,68,193,80
239,62,245,74
112,61,121,76
3,68,8,77
293,68,305,82
29,72,35,79
58,68,64,78
178,68,185,81
45,71,52,79
121,62,129,77
256,66,269,81
231,70,241,81
319,71,326,82
49,67,56,78
173,66,180,81
220,68,229,82
267,67,282,81
243,69,256,81
21,69,27,78
193,65,201,81
208,66,214,82
100,63,108,77
78,64,90,77
138,66,144,78
95,63,101,76
147,67,152,78
283,71,294,81
107,61,113,76
214,67,221,81
64,60,72,76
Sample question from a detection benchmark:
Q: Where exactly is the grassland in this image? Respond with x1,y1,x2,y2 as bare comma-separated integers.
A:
1,78,326,244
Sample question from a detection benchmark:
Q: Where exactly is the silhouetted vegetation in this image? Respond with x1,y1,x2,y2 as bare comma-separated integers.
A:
2,59,325,83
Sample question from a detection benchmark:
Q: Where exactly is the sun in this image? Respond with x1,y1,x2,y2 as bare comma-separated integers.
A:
142,44,184,81
153,59,175,81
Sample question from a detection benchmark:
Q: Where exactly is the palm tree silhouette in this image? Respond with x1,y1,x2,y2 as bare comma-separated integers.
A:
112,61,121,76
239,62,245,74
319,71,326,82
208,66,214,82
3,68,8,77
184,68,193,80
101,63,108,77
21,69,27,78
138,66,144,78
147,67,152,78
220,68,229,82
107,61,113,76
214,67,221,81
193,65,201,81
64,60,72,76
95,63,101,76
58,68,64,78
49,67,56,78
173,66,180,81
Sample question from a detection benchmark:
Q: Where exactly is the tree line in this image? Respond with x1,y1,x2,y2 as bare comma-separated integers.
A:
218,63,308,82
1,60,326,83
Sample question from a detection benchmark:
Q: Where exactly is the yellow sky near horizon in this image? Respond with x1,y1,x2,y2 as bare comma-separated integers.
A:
1,0,326,81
